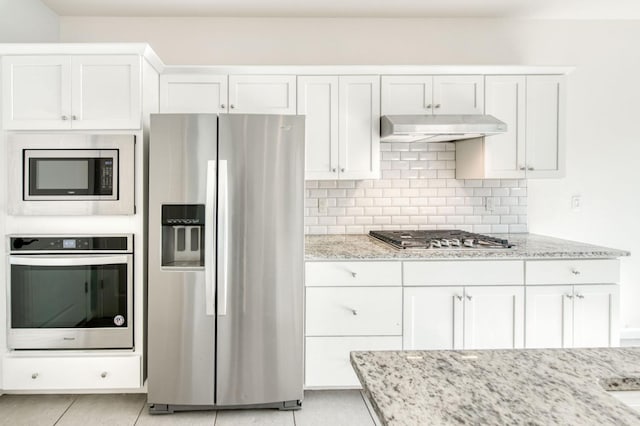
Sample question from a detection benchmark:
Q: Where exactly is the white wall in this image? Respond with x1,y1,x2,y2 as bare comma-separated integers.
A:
0,0,59,42
58,17,640,331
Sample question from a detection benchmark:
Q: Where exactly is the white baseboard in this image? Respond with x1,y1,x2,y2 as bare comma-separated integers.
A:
621,328,640,340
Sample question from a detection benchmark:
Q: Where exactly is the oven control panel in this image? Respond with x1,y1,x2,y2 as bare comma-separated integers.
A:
9,236,131,253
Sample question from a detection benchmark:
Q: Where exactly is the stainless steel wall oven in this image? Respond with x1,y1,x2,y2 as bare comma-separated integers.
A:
7,133,135,215
7,235,134,350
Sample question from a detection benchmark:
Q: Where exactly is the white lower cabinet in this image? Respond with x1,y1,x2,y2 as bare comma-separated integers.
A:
525,284,620,348
2,355,141,391
403,286,524,350
305,336,402,388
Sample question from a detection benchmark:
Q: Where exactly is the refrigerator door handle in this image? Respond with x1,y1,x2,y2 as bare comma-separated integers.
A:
217,159,229,316
204,160,216,316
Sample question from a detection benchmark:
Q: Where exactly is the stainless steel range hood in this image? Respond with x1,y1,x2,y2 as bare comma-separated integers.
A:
380,114,507,143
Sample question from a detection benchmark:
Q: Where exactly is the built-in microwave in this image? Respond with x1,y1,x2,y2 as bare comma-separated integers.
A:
7,134,135,215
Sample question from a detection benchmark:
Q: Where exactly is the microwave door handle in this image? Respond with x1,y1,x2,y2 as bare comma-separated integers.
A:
217,160,229,317
204,160,216,317
9,255,130,267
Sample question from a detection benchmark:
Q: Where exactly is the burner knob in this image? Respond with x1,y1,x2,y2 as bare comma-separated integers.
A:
450,239,461,247
441,239,450,247
431,240,441,248
463,239,475,248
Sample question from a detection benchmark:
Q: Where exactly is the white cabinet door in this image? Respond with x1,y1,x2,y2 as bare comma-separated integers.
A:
483,76,526,179
380,76,433,115
464,286,524,349
2,56,72,130
433,75,484,115
403,287,464,350
338,76,380,179
305,336,402,388
70,55,141,129
297,76,340,179
228,75,296,114
573,285,620,348
525,285,573,349
160,74,228,113
525,75,565,178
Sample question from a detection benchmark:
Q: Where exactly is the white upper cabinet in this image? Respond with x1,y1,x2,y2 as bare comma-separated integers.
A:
2,55,141,130
228,75,296,114
381,75,483,115
298,75,380,180
432,76,484,115
525,75,566,178
297,76,340,180
160,74,228,113
456,74,566,179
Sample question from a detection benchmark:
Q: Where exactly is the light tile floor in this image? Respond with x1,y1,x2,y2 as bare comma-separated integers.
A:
0,390,377,426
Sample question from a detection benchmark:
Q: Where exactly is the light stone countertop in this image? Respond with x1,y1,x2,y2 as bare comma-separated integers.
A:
350,348,640,426
305,233,630,260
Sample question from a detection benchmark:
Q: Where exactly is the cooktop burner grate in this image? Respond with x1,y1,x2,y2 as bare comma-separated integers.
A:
369,230,512,249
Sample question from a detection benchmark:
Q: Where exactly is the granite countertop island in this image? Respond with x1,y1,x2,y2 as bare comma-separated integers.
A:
305,233,630,260
351,348,640,425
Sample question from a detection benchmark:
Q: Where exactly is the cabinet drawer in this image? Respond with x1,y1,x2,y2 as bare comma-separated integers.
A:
404,260,524,286
306,287,402,336
526,259,620,285
306,261,401,287
2,355,141,390
305,336,402,388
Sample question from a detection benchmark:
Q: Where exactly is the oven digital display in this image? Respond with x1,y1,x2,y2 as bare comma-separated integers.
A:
62,239,76,249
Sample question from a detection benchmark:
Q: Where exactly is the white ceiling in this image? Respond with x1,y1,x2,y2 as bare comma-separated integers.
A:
40,0,640,19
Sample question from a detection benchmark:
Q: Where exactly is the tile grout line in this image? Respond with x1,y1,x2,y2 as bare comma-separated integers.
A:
52,394,78,426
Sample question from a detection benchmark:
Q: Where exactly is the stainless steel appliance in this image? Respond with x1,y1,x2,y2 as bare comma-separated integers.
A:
147,114,304,412
7,235,133,350
7,133,135,215
369,230,512,249
380,114,507,143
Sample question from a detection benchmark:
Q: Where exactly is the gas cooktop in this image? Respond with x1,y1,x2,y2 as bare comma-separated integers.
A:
369,230,512,250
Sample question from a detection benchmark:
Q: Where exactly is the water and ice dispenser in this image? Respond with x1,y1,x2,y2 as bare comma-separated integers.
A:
161,204,205,268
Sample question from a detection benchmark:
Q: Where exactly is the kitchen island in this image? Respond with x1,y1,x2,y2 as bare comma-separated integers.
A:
351,348,640,425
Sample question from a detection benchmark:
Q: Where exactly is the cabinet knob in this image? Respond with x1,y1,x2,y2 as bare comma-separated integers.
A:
571,269,581,276
352,309,358,316
466,294,472,301
61,115,68,121
230,104,235,109
434,104,441,109
332,168,337,173
100,372,108,378
31,373,38,379
519,165,526,171
575,294,585,299
426,104,432,109
71,115,78,120
455,295,463,301
565,294,574,299
220,104,226,109
527,166,535,171
341,168,345,173
350,272,357,278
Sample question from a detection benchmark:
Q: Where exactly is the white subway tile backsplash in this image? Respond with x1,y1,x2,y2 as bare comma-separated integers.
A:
305,144,528,234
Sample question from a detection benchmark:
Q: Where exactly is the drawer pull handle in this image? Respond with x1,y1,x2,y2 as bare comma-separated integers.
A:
571,269,581,275
101,372,108,378
350,272,357,278
565,294,574,299
575,294,585,299
31,373,38,379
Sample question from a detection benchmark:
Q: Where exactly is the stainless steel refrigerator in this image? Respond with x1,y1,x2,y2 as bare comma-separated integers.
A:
147,114,304,413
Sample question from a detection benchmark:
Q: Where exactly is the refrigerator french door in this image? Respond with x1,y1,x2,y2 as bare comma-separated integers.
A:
147,114,304,412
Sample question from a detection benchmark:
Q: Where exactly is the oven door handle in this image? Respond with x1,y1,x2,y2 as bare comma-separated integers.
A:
9,255,130,267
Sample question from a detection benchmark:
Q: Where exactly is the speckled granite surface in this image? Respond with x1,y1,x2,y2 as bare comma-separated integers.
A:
351,348,640,426
305,233,630,260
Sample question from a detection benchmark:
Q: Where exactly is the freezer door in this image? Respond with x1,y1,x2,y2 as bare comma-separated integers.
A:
216,114,305,406
147,114,217,406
